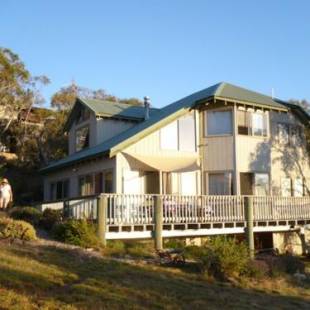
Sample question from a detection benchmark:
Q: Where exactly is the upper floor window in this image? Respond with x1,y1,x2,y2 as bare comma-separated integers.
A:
160,113,196,151
206,110,232,136
76,126,89,152
237,109,268,137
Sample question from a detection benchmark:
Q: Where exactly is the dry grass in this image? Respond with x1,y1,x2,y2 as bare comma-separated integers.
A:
0,242,309,309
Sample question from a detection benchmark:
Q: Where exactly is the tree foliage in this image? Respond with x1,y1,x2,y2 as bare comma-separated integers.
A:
0,48,49,136
51,82,142,111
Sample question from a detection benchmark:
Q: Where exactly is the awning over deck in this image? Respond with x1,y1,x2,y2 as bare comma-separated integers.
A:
121,151,200,172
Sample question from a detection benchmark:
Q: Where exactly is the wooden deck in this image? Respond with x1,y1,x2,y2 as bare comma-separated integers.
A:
39,194,310,240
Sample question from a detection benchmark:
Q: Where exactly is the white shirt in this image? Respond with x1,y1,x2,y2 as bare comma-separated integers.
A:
0,184,12,198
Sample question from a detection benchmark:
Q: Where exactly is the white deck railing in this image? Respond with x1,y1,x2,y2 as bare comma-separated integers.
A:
38,194,310,226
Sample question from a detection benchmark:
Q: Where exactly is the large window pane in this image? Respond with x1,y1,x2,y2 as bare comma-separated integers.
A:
252,113,264,136
237,110,250,135
238,110,267,136
206,111,232,135
180,172,197,195
76,126,89,152
208,172,232,195
254,173,269,195
79,175,94,196
160,121,178,150
51,179,69,200
179,114,196,152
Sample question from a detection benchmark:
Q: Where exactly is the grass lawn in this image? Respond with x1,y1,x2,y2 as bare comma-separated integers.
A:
0,242,309,309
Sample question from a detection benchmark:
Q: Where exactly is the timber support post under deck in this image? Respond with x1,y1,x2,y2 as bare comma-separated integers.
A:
154,195,163,250
97,194,107,247
244,196,255,258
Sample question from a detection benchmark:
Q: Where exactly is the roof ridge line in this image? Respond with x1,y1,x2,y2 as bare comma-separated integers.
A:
214,82,226,96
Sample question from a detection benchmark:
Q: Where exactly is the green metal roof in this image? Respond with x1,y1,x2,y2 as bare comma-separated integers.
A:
42,82,308,174
64,98,159,131
80,98,159,120
207,82,287,110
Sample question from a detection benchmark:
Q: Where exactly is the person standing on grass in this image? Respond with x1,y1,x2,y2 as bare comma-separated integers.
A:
0,178,13,209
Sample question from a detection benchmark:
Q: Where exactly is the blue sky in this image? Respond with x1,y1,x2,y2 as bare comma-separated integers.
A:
1,0,310,108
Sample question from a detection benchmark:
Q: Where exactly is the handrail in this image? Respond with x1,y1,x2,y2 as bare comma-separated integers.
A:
38,194,310,225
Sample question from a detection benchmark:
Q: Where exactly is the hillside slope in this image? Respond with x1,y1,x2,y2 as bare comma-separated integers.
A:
0,242,309,309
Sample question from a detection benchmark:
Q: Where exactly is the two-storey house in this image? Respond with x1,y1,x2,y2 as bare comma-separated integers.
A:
41,82,310,201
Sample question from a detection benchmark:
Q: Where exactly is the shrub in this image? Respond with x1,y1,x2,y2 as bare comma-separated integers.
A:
245,259,270,279
105,240,126,257
164,238,185,249
52,219,100,248
268,255,305,276
9,207,42,226
184,245,207,260
191,236,250,279
0,218,37,241
39,208,62,231
126,241,154,258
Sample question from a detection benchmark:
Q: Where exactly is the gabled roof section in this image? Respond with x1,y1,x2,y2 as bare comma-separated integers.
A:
42,83,220,173
211,82,287,110
42,82,309,173
64,97,159,131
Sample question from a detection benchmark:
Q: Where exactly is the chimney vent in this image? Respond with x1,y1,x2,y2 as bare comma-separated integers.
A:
144,96,150,120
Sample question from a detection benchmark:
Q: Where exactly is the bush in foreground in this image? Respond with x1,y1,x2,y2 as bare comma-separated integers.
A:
0,218,37,241
185,236,250,279
52,219,100,248
39,208,62,231
9,207,42,226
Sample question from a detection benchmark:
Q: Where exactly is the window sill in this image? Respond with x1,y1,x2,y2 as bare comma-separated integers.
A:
237,134,269,139
204,134,233,138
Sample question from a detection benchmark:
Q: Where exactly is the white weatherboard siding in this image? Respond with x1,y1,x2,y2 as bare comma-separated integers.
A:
96,118,136,144
116,111,200,194
203,136,234,171
269,111,310,195
123,170,144,194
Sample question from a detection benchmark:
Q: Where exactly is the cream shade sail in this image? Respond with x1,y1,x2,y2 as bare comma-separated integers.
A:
121,151,199,172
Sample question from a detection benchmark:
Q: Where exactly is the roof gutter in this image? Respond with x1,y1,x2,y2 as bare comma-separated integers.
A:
40,150,110,174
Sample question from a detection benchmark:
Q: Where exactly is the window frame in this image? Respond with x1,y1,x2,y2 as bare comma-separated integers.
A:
78,174,94,196
253,172,270,196
237,108,268,137
50,179,70,200
204,109,233,137
75,125,90,152
207,171,233,195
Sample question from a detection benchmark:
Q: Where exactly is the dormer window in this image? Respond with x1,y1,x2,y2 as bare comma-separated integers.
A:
76,126,89,152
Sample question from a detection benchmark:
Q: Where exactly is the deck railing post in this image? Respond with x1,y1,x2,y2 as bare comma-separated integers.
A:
97,194,107,247
154,195,163,250
244,196,255,259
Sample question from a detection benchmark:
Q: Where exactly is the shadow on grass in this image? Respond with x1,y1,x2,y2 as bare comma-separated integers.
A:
2,243,310,309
